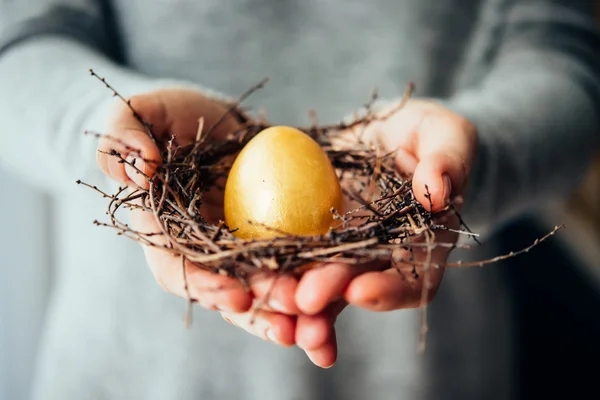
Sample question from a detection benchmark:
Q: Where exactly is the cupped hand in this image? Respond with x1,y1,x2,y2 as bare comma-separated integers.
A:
218,99,478,368
292,99,478,364
96,88,302,344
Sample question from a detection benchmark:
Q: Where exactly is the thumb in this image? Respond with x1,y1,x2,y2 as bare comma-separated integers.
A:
406,109,477,212
97,125,162,190
97,94,166,190
412,153,468,212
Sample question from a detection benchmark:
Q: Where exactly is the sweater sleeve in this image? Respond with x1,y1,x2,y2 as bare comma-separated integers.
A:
0,1,222,192
443,0,600,239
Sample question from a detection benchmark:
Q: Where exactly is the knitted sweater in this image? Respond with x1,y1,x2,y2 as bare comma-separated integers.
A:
0,1,599,399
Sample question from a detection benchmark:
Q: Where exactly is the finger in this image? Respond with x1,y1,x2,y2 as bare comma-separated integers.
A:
412,154,462,212
295,262,387,315
145,246,254,313
96,128,161,189
360,121,419,175
130,200,253,313
410,111,477,212
370,101,477,212
296,300,346,351
295,263,353,315
393,148,418,176
97,94,170,188
344,264,445,311
221,308,296,347
305,328,338,369
250,273,301,314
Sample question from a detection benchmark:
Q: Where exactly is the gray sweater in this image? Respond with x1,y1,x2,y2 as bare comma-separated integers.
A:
0,1,599,399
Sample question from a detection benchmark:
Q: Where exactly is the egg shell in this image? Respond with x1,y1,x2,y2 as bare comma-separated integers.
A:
224,125,343,239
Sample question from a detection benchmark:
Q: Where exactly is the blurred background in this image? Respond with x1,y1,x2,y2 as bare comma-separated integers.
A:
1,4,599,400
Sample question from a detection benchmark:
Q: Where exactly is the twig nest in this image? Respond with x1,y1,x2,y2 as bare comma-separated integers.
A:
224,125,344,239
79,71,564,351
81,72,562,279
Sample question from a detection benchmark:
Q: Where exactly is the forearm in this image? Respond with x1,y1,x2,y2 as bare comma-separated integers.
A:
0,37,196,191
444,1,600,238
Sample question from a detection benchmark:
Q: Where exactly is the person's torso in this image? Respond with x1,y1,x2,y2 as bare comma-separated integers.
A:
33,1,516,399
109,0,500,124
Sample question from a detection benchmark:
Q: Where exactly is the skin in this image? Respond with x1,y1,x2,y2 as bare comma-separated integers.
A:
97,89,478,369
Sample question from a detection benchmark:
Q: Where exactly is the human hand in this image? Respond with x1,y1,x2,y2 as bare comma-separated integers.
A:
290,99,478,364
96,88,302,344
220,99,478,368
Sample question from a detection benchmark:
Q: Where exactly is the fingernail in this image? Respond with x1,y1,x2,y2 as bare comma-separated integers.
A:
222,315,239,328
215,305,231,312
125,154,146,187
442,173,452,206
266,329,278,343
269,299,287,314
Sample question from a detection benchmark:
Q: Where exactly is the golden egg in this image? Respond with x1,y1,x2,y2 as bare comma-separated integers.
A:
224,125,343,239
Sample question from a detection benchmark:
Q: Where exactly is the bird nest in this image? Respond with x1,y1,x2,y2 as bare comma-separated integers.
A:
78,70,562,348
